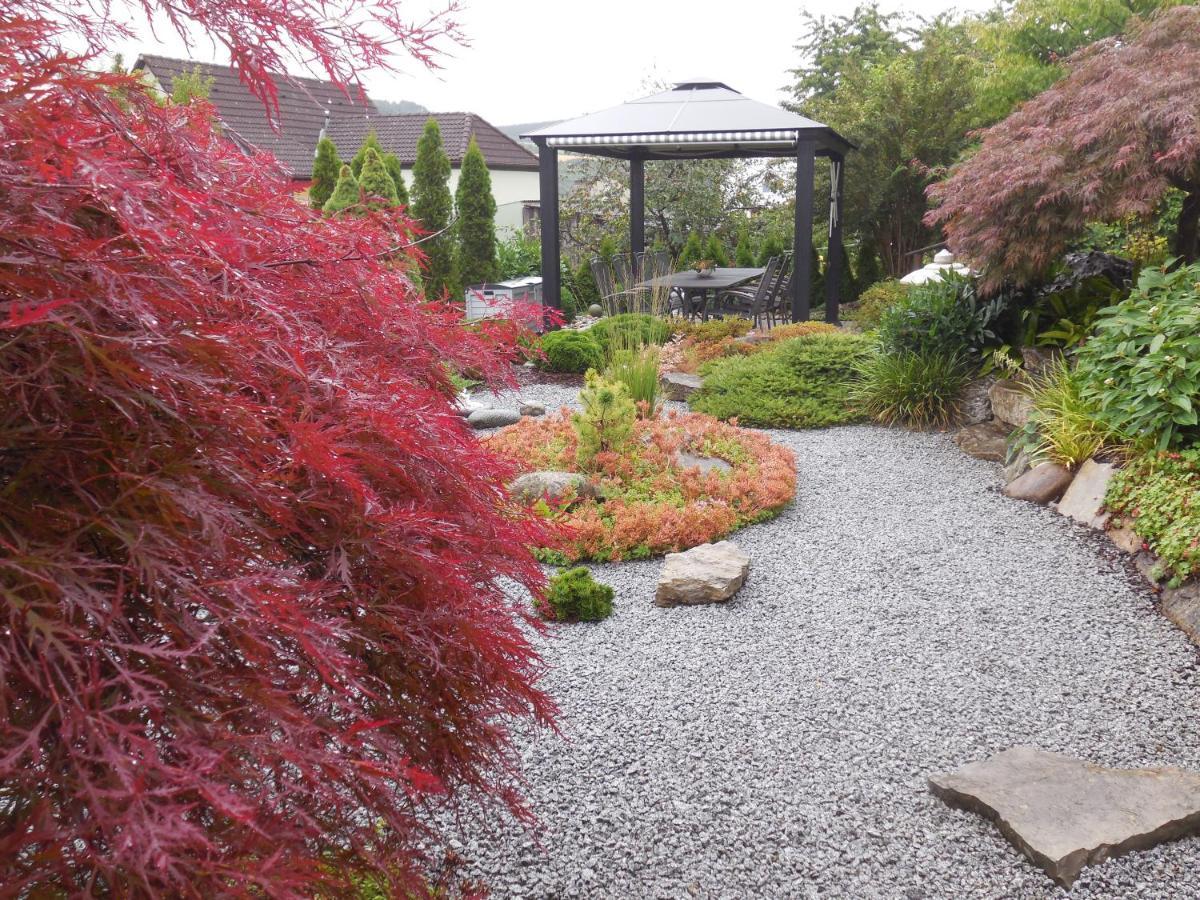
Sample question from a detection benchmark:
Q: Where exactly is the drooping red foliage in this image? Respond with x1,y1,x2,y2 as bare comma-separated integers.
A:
926,6,1200,289
0,3,554,896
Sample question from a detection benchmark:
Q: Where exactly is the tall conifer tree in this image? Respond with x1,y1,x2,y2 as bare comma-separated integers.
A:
411,118,454,299
454,137,498,288
310,136,342,210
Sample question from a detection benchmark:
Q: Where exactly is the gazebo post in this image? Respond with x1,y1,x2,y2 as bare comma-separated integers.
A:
534,139,561,315
791,140,816,322
824,152,844,325
630,156,645,261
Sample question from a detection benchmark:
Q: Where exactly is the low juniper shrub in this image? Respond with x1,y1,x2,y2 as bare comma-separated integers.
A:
536,567,614,621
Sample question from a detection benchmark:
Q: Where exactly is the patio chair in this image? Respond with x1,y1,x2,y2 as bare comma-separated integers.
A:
715,256,781,329
764,253,794,327
589,257,618,308
611,253,633,293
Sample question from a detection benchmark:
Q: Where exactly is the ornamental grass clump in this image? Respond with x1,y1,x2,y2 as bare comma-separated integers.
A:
1024,358,1113,468
851,349,971,429
1076,262,1200,450
535,567,614,622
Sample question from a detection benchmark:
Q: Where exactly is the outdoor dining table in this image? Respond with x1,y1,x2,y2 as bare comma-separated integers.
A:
635,266,765,320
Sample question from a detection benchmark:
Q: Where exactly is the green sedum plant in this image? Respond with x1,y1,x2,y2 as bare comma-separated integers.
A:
850,349,971,429
573,370,636,467
535,567,614,621
538,330,603,373
692,332,874,429
1077,262,1200,449
1105,450,1200,586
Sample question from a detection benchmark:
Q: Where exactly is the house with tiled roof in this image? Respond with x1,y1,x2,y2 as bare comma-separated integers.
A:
134,55,540,232
327,114,540,233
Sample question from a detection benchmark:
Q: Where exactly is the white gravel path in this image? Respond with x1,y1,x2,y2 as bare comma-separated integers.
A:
461,381,1200,899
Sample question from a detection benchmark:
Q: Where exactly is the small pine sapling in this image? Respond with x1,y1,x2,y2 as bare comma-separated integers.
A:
573,370,636,468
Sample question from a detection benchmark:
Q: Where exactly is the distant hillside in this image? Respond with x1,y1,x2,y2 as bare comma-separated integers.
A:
501,120,561,153
375,98,429,115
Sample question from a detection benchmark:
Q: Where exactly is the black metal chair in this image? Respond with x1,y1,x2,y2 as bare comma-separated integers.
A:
611,253,633,294
715,256,782,328
589,257,618,306
764,253,794,327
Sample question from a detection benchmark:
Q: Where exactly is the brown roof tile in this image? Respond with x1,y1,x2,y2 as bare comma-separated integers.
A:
135,54,377,178
327,113,539,171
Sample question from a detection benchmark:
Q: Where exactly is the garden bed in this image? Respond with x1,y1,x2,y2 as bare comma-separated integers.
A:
486,409,796,562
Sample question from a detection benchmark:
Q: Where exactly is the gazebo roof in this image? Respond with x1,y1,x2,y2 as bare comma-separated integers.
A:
523,79,851,159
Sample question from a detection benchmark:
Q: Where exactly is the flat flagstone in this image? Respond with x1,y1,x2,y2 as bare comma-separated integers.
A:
929,746,1200,888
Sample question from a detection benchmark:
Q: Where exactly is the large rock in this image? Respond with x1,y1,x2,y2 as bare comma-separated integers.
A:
673,450,732,476
929,746,1200,888
655,541,749,607
954,421,1010,463
519,400,546,417
455,391,487,417
508,471,597,505
1161,581,1200,648
1002,449,1032,484
1056,459,1115,529
1021,346,1062,374
959,376,996,426
467,408,521,430
660,371,703,401
1003,462,1074,505
1106,524,1142,555
989,379,1034,428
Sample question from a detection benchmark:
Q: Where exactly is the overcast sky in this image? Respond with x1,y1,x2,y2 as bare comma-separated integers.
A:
116,0,999,127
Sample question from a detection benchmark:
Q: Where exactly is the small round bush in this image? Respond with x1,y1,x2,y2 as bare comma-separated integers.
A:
538,330,603,373
587,313,670,353
850,349,971,429
536,566,614,621
847,280,910,330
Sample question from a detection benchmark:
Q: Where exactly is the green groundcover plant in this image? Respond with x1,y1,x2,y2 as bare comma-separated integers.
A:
691,332,875,429
1106,450,1200,586
535,567,614,621
1077,262,1200,450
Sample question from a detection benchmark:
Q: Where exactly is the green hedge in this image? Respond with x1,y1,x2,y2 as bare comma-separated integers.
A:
691,332,875,429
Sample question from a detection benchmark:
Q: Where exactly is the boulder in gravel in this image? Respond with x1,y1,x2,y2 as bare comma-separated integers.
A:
1003,462,1074,504
467,408,521,429
988,379,1034,428
1056,459,1115,528
674,451,732,476
508,471,597,504
519,400,547,417
1161,581,1200,648
928,746,1200,888
655,541,749,607
455,391,487,417
1002,449,1032,484
954,421,1010,463
660,371,703,401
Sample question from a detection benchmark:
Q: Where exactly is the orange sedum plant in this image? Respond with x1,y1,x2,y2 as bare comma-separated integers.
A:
487,409,797,562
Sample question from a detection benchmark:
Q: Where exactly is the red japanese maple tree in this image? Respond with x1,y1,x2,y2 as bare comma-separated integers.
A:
0,2,555,896
927,6,1200,289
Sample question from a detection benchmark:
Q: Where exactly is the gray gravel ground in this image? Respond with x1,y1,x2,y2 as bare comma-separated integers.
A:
461,381,1200,899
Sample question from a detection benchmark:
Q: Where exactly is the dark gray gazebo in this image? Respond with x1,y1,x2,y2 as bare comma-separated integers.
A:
523,79,853,323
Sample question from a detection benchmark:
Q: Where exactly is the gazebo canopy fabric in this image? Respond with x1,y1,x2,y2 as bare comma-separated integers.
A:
523,80,851,323
525,80,851,160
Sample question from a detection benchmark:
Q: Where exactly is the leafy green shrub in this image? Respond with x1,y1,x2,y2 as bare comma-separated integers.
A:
535,567,614,621
850,349,971,429
573,370,636,467
495,231,541,279
1024,358,1112,467
587,313,671,354
877,274,1005,358
847,280,910,330
538,330,603,373
692,333,874,429
1106,450,1200,586
1077,263,1200,449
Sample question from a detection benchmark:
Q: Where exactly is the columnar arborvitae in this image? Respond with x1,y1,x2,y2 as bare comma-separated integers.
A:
678,232,703,268
383,152,409,206
351,131,385,178
734,227,755,267
704,233,729,267
454,137,498,288
757,233,785,266
310,136,342,210
322,164,360,215
411,118,454,299
358,147,398,209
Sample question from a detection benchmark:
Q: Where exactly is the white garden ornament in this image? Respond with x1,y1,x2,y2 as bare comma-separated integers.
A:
900,248,972,285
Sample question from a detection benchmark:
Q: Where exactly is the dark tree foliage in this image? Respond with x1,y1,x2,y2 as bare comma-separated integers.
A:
928,6,1200,288
412,118,455,300
384,151,410,206
310,135,342,209
455,137,499,288
0,2,556,896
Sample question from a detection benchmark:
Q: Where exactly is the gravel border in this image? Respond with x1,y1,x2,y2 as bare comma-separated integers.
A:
460,381,1200,899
